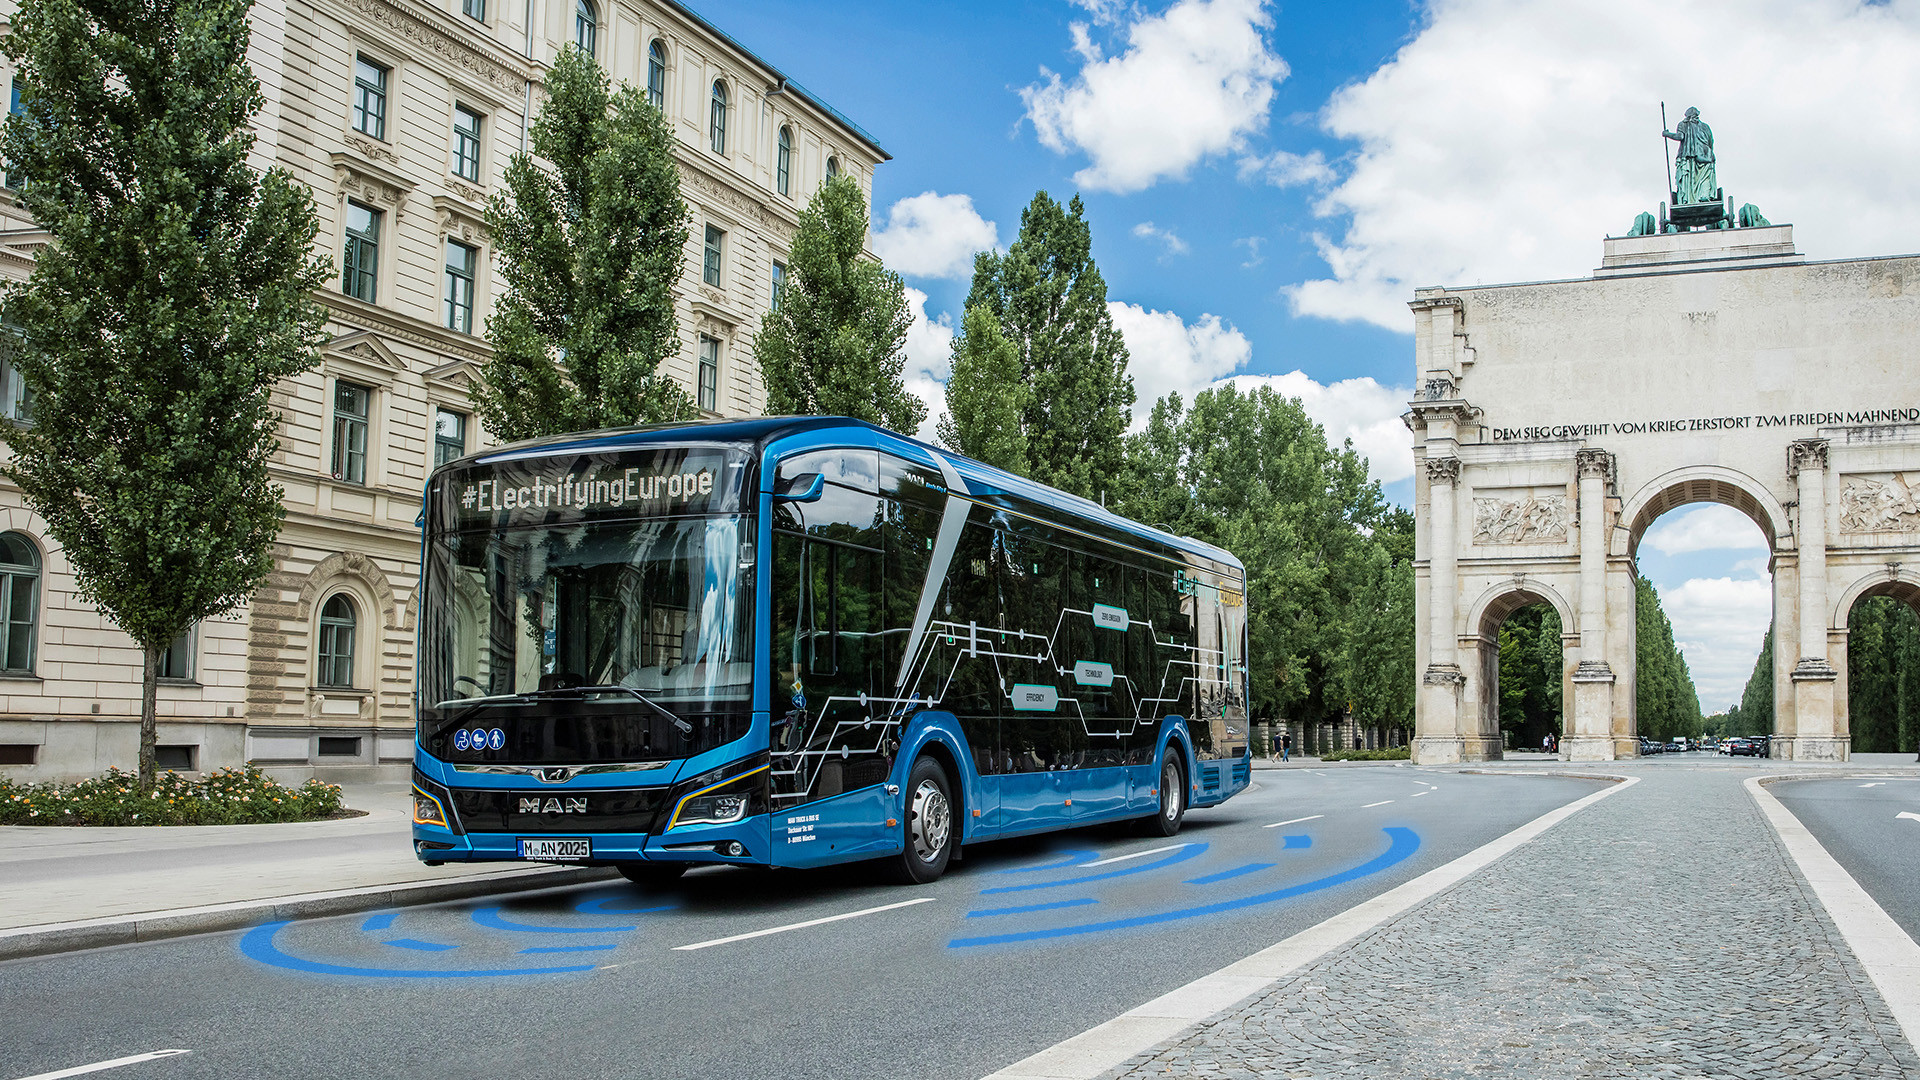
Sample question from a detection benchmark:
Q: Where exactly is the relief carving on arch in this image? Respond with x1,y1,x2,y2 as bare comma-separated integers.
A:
1472,490,1569,545
1838,473,1920,533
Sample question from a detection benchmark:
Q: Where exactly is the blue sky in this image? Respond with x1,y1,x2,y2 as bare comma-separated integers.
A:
687,0,1920,712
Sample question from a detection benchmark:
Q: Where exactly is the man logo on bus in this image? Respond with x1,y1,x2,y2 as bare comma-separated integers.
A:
519,797,587,814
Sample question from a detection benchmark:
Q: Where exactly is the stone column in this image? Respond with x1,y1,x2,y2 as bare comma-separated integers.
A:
1418,455,1467,757
1788,439,1842,760
1567,449,1616,761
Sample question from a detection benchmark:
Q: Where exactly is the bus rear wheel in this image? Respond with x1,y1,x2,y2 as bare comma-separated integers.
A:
888,756,955,884
617,862,687,888
1146,755,1186,837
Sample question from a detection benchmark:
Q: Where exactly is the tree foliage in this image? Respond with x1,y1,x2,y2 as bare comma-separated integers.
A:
0,0,329,786
1114,383,1397,727
1497,604,1564,748
1634,574,1703,740
952,192,1131,500
937,305,1028,473
1736,629,1775,735
1846,596,1920,752
755,175,924,434
476,46,693,441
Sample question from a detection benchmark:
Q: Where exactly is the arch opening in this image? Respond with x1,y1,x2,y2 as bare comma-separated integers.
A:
1470,585,1573,757
1840,577,1920,756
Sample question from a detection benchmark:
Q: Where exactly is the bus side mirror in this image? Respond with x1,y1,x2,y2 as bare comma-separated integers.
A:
774,472,825,503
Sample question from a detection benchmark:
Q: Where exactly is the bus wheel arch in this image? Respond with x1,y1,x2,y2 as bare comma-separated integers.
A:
913,736,966,841
1147,733,1191,837
887,754,957,884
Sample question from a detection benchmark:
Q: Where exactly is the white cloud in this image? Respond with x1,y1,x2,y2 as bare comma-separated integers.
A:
901,287,954,441
1109,302,1252,423
1022,0,1287,193
871,192,998,281
1641,505,1769,556
1221,372,1413,485
1663,575,1774,711
1237,148,1334,188
1132,221,1190,256
1235,235,1265,267
1288,0,1920,330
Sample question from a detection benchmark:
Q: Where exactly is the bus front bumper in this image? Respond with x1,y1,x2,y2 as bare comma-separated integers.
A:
410,818,770,867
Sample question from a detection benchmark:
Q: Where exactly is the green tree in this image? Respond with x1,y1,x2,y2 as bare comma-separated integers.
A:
1737,629,1775,736
1342,541,1414,733
1496,604,1565,748
937,305,1029,472
1635,574,1702,740
755,175,924,433
0,0,329,787
476,46,693,441
1847,597,1920,753
956,192,1131,498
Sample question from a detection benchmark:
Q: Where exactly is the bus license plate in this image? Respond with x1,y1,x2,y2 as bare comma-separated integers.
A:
519,837,591,861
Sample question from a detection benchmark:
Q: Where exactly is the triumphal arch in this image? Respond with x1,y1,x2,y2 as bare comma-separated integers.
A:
1409,141,1920,762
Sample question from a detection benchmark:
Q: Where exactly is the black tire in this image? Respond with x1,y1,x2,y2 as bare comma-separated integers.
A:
1145,753,1186,837
887,756,955,884
617,862,687,888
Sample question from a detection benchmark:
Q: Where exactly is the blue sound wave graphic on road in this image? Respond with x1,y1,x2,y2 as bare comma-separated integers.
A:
949,827,1419,948
980,843,1209,894
241,921,599,978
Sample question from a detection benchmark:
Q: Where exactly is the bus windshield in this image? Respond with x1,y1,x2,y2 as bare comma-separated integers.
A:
418,446,756,765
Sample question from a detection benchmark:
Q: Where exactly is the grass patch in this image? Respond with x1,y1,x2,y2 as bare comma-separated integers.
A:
1319,747,1412,762
0,766,344,826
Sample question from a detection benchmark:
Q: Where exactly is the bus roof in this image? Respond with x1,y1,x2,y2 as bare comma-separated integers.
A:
458,416,1243,572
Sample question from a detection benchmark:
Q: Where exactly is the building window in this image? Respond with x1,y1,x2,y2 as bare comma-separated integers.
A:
698,336,719,412
318,735,362,757
341,201,380,302
158,625,195,682
462,0,484,21
331,381,370,485
451,105,482,182
825,156,840,181
434,408,467,467
709,81,727,154
771,261,785,312
574,0,596,56
776,125,792,196
317,595,357,688
702,225,723,287
0,532,37,675
647,40,666,110
444,239,477,334
0,331,32,424
352,57,387,140
5,79,25,190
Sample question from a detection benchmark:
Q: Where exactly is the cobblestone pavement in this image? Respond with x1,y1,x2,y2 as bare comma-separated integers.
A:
1104,767,1920,1079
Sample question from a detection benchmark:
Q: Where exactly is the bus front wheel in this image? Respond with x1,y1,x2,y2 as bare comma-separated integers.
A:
617,862,687,888
889,756,955,884
1147,755,1186,837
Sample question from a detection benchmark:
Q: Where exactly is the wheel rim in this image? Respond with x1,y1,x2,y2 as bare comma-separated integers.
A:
1162,762,1182,821
909,778,951,863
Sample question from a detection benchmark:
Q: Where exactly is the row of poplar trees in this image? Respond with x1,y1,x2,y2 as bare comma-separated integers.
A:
1716,603,1920,751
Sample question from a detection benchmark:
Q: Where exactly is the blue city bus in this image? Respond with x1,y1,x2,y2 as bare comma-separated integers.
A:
411,417,1250,884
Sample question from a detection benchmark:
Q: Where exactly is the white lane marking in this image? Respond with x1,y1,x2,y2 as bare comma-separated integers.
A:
1261,814,1324,829
1411,791,1432,798
12,1050,191,1080
1361,800,1394,808
672,897,934,951
1082,843,1190,867
1860,782,1886,788
1898,811,1920,824
981,776,1640,1080
1749,777,1920,1054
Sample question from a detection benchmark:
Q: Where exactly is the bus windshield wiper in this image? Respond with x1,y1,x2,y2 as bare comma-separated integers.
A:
524,685,695,735
441,693,532,725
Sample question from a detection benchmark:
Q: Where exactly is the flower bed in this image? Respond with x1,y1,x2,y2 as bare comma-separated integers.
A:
0,767,345,826
1319,747,1412,762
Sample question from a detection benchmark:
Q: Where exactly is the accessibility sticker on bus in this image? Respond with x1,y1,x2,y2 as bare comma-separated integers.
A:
1092,604,1129,631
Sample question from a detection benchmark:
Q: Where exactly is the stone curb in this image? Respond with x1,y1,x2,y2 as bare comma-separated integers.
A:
0,865,619,963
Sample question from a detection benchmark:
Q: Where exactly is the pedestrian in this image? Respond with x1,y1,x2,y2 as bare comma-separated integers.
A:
1355,734,1363,751
1542,733,1551,754
1281,732,1292,762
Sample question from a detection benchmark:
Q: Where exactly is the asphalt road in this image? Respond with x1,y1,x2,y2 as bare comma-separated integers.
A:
1771,775,1920,942
0,768,1605,1080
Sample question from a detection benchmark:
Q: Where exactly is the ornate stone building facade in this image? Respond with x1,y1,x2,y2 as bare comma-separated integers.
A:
1410,224,1920,763
0,0,885,781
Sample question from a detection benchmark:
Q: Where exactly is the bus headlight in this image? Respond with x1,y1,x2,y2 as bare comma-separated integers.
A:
413,788,449,828
665,758,768,830
675,792,750,828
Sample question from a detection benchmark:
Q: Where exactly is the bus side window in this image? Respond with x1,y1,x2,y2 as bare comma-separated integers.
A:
777,448,879,494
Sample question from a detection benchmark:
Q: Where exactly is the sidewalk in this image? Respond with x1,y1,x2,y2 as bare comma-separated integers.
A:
1099,762,1920,1079
0,784,602,937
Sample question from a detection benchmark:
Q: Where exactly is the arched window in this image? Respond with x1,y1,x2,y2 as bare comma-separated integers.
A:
0,532,37,674
709,81,727,154
573,0,596,57
776,125,792,196
647,40,666,110
825,155,840,181
317,594,357,688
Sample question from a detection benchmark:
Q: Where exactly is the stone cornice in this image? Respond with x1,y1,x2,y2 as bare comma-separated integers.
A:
677,153,796,241
328,0,530,98
319,293,494,364
1407,398,1480,425
1408,295,1463,312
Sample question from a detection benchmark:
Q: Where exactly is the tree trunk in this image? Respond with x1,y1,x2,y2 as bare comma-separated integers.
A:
139,641,160,792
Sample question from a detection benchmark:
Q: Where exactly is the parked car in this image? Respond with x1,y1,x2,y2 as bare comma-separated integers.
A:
1669,738,1688,752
